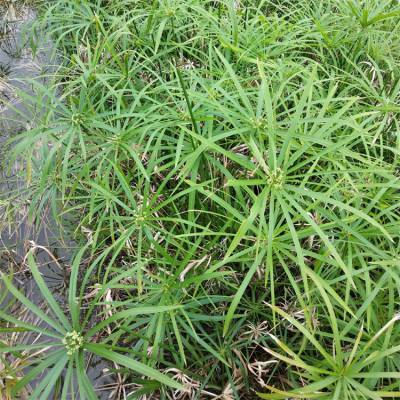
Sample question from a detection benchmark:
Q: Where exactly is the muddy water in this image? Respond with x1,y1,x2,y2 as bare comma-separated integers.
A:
0,4,70,297
0,5,114,398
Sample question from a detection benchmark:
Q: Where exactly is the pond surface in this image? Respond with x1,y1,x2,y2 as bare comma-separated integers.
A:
0,4,115,398
0,2,70,300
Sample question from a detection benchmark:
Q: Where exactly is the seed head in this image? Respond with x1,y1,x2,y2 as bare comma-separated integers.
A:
62,331,84,356
267,168,284,189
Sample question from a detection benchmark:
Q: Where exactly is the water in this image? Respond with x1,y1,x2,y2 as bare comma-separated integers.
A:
0,1,70,299
0,4,114,398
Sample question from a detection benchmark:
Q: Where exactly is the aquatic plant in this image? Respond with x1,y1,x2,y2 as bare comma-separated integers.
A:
2,0,400,398
0,249,185,398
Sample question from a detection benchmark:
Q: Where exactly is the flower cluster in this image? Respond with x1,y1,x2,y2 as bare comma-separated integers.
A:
267,168,284,189
62,331,84,356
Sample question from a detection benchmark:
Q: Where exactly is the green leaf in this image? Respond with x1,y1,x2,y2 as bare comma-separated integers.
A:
223,248,267,336
85,343,185,390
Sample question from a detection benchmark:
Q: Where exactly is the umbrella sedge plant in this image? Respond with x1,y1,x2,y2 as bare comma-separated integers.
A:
1,0,400,398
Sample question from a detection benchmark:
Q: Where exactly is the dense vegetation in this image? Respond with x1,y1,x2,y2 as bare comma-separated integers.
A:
2,0,400,398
